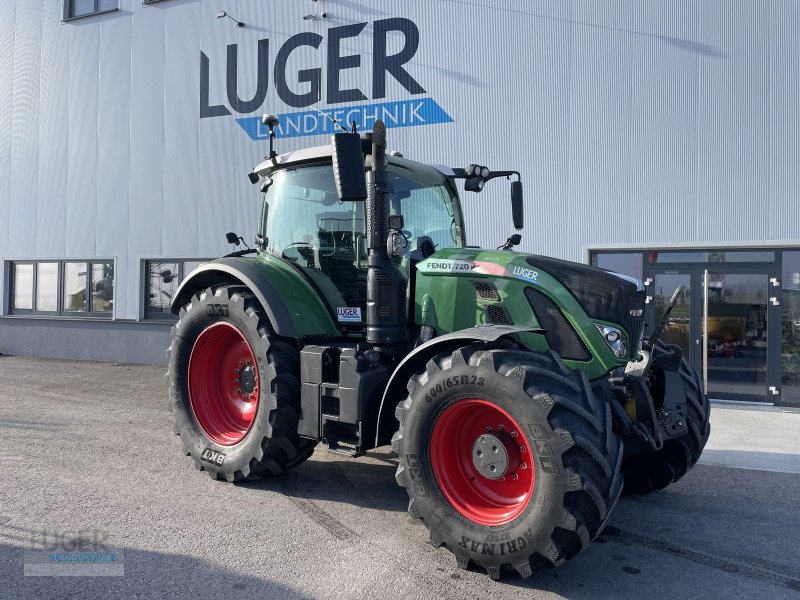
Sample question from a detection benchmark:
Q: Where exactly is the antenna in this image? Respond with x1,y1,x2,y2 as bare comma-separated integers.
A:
308,106,348,134
261,114,280,162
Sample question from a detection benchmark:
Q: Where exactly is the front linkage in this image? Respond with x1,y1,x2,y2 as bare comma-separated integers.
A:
606,285,711,493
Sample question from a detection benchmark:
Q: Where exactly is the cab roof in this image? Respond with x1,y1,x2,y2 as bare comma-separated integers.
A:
251,144,455,180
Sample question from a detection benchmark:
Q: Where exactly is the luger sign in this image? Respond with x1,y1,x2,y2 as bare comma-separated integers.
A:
199,17,453,140
201,18,426,116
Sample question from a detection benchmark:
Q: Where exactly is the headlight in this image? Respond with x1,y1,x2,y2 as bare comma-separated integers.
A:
595,324,627,358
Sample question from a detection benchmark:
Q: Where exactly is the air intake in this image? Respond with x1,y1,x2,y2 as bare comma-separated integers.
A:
471,281,500,301
485,304,511,325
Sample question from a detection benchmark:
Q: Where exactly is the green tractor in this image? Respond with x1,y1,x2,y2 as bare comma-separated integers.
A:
167,118,710,579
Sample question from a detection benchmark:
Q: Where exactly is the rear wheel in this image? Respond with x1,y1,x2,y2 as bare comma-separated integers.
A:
393,346,623,579
620,342,710,495
168,285,316,482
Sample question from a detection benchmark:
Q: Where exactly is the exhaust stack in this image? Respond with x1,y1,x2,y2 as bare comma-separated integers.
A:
365,121,407,359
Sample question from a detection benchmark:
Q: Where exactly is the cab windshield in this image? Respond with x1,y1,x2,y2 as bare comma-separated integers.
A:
260,162,464,268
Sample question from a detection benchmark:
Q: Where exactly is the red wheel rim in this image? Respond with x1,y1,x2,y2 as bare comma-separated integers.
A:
188,322,260,446
430,399,535,526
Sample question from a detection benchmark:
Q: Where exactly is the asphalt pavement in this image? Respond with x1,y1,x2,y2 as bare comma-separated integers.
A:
1,355,799,600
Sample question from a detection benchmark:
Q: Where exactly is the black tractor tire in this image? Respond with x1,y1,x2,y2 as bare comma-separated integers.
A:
620,341,711,495
168,284,317,482
393,345,623,579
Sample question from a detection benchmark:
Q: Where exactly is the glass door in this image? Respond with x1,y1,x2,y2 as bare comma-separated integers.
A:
646,267,776,402
780,252,800,406
703,271,770,401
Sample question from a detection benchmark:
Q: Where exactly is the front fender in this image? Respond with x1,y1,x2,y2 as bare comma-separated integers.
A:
373,325,543,447
170,256,339,339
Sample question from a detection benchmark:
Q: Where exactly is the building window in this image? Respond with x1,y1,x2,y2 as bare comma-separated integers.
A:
7,260,114,317
646,250,775,264
144,260,209,319
12,263,34,311
63,0,118,21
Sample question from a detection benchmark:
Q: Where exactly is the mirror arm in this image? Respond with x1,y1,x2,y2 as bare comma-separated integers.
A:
484,170,520,182
450,168,521,182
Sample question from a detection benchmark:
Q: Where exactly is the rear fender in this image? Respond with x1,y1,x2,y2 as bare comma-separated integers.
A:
170,256,339,339
373,325,543,447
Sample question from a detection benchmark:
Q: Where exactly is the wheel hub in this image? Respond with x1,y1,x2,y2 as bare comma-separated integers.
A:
238,363,256,395
471,432,519,480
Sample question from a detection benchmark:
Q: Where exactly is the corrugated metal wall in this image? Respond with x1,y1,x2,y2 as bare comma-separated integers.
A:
0,0,798,321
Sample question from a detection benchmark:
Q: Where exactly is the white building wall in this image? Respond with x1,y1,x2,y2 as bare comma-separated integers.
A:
0,0,798,321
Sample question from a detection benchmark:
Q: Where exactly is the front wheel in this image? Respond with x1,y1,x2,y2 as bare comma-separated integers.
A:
393,346,623,579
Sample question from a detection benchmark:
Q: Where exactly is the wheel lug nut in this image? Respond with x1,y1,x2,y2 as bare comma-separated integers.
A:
520,462,527,470
497,424,505,430
510,431,518,438
485,426,492,433
511,473,518,480
234,368,239,374
233,379,238,384
520,446,526,453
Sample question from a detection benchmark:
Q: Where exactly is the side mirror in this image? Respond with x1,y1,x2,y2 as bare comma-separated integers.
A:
226,232,240,246
511,180,524,230
331,132,367,201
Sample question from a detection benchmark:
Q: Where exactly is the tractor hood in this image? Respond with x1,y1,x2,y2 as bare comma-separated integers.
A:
416,248,643,295
414,248,646,368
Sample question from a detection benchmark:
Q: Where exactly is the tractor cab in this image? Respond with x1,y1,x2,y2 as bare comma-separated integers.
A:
254,149,465,323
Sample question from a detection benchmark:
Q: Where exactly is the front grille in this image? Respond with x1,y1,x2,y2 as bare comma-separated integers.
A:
622,290,646,352
471,281,500,301
525,288,591,361
485,304,511,324
526,254,644,357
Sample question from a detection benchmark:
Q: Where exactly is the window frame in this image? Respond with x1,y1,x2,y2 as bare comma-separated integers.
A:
62,0,119,22
141,258,212,321
4,258,115,318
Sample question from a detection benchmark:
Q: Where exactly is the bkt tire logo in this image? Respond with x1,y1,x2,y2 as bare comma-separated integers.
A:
201,448,226,467
199,18,453,140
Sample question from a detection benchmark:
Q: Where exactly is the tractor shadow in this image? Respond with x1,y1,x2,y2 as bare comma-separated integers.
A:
238,448,409,513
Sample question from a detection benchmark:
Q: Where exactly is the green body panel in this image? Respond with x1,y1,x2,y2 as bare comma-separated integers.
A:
247,252,340,338
414,248,629,381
